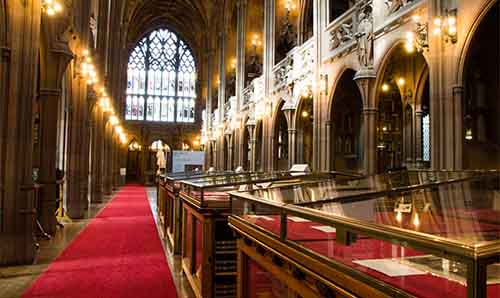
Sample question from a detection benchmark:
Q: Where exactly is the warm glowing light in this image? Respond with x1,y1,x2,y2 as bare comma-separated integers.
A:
109,115,119,126
193,140,200,147
42,0,63,16
381,84,390,92
115,126,124,134
413,212,420,227
465,128,473,140
382,126,388,132
448,26,457,35
433,27,442,36
448,16,456,26
397,78,405,86
301,111,309,118
396,211,403,223
433,18,442,26
412,15,420,22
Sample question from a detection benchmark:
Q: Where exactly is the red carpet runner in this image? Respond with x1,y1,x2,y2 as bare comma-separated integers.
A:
23,185,178,298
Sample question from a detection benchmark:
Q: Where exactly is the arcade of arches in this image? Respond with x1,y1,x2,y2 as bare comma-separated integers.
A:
0,0,499,297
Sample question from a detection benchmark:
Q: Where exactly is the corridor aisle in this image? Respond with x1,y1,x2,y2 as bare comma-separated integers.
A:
22,185,178,298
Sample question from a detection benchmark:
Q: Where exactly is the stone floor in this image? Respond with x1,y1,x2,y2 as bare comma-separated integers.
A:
0,187,195,298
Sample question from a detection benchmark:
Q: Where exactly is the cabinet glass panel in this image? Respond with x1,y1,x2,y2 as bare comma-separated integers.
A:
230,171,500,298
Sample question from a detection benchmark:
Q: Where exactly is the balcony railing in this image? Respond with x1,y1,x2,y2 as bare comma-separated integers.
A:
272,38,315,93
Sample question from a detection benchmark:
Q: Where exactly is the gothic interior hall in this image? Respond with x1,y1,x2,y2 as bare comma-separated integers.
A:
0,0,499,298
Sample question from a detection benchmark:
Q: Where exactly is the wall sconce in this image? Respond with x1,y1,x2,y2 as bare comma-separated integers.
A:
79,49,99,85
319,74,328,95
432,9,458,43
405,15,429,53
285,0,296,12
42,0,63,16
251,35,262,48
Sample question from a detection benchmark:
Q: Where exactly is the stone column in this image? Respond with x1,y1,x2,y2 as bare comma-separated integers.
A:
103,122,113,195
37,89,61,234
246,122,256,171
38,46,73,234
325,120,332,171
354,69,377,175
283,106,296,169
91,108,104,202
415,109,424,167
0,0,41,265
236,0,247,109
225,132,233,170
263,0,275,172
451,85,464,169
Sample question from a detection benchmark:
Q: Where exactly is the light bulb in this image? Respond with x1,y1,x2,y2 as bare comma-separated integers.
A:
433,18,442,26
397,78,405,86
54,3,62,12
381,83,390,92
433,27,442,36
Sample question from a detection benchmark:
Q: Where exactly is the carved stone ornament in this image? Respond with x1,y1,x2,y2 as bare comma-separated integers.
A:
330,22,354,50
385,0,413,15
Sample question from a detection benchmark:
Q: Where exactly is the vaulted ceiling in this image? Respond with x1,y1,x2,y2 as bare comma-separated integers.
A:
122,0,229,56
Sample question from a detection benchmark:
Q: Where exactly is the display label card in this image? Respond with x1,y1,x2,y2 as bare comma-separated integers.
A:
238,185,249,192
312,225,337,233
395,203,412,213
256,182,273,188
353,259,426,277
247,215,274,221
289,216,310,223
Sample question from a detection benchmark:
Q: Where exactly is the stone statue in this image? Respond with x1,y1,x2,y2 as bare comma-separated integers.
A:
356,10,374,68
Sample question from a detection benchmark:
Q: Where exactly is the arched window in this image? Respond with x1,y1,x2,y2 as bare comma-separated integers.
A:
126,28,197,123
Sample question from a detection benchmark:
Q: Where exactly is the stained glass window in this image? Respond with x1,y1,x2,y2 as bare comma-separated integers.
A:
125,28,197,123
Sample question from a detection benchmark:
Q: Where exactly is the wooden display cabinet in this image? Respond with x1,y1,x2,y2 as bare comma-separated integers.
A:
228,171,500,298
179,172,357,298
157,171,241,254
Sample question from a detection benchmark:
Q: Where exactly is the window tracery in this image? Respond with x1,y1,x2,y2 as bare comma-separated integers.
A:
126,28,196,123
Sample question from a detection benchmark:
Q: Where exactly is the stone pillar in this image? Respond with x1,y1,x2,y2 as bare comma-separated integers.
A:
103,122,113,195
0,0,41,265
263,0,274,172
354,69,377,175
247,123,256,171
225,132,233,170
38,46,73,234
325,120,332,171
38,89,63,234
451,85,464,169
283,106,296,169
415,110,424,166
236,0,247,108
91,109,104,202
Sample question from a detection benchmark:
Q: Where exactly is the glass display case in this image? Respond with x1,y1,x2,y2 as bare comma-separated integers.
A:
229,171,500,298
179,171,358,298
157,170,243,254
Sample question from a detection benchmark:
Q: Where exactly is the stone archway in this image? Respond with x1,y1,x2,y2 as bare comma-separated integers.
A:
462,1,500,169
374,43,429,173
330,69,363,172
295,96,314,166
273,101,289,171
